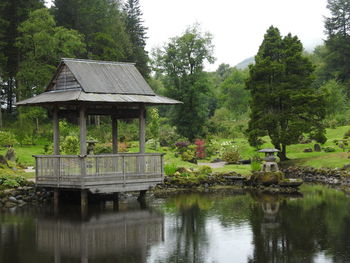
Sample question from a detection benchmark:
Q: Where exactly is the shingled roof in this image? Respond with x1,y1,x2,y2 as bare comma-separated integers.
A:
17,58,181,106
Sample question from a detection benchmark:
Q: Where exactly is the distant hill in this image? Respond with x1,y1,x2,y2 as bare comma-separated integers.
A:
235,57,255,70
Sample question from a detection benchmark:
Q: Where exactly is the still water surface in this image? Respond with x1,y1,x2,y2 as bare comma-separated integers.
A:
1,185,350,263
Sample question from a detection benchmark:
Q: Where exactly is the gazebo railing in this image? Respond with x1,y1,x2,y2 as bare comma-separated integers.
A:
34,153,164,190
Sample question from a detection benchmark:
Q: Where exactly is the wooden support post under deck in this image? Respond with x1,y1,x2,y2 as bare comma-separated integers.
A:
54,188,59,206
112,116,118,154
53,106,60,155
139,104,146,153
81,189,88,214
113,192,119,211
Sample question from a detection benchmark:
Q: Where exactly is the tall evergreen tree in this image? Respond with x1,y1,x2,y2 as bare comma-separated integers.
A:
324,0,350,90
154,25,215,140
246,26,326,160
53,0,131,62
0,0,44,111
123,0,150,78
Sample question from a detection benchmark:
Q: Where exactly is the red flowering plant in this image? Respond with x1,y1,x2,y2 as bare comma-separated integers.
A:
195,139,206,159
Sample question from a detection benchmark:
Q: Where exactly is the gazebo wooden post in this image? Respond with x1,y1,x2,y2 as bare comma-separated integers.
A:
53,106,60,206
139,104,146,153
79,105,88,211
138,104,146,200
53,106,60,155
112,116,118,154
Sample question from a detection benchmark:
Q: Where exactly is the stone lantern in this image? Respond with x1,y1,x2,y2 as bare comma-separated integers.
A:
258,148,280,172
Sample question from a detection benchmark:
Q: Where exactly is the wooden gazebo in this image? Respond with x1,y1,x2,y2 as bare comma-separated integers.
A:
17,58,181,203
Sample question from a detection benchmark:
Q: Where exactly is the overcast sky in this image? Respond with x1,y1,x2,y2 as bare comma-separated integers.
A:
46,0,329,71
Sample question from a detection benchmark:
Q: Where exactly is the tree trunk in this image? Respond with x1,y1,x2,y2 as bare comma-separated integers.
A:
277,144,289,161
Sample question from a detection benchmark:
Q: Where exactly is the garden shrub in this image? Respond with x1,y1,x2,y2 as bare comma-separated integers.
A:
95,143,112,154
175,141,190,153
0,174,26,188
164,163,178,176
324,146,336,152
195,139,205,159
0,131,18,147
250,161,262,171
159,125,181,147
221,143,240,164
61,135,79,155
344,130,350,138
146,139,160,150
181,150,197,163
197,165,212,174
205,138,220,157
118,142,129,152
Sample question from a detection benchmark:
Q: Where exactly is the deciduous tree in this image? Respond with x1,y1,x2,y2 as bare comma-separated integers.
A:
154,25,215,140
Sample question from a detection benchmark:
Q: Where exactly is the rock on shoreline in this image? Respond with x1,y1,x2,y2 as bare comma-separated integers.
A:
282,167,350,186
0,186,52,209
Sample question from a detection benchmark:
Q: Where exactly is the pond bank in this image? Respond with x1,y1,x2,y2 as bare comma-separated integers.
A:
2,166,350,209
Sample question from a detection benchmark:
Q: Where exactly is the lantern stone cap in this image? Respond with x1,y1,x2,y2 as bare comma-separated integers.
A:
258,148,280,153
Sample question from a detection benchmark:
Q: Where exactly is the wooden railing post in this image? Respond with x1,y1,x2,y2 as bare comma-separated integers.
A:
122,156,126,186
139,104,145,176
161,154,164,178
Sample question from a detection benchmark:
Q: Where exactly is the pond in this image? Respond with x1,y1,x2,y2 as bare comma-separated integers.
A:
1,185,350,263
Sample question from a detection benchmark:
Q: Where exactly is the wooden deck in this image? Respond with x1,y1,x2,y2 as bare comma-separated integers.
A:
34,153,164,193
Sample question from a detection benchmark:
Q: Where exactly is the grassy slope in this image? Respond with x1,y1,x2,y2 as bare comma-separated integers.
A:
1,125,350,178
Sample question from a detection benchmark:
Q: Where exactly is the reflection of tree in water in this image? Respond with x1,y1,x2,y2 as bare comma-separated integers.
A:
247,187,350,263
156,194,210,263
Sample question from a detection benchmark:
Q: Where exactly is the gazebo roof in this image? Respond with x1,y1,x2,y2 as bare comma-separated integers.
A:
17,58,181,106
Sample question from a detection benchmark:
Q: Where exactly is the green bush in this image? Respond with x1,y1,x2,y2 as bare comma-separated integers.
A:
344,130,350,138
250,161,262,171
94,143,112,154
0,131,18,147
0,174,26,188
159,125,181,147
221,147,240,164
61,135,79,155
324,146,336,152
181,150,196,163
164,163,178,176
146,139,160,150
197,165,212,174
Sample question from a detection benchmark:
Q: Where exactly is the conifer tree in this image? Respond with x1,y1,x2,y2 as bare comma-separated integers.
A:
324,0,350,90
0,0,44,111
246,26,326,160
123,0,150,78
53,0,131,62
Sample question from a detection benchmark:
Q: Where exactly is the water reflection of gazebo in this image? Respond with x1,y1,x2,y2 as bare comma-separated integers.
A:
17,58,181,205
36,209,164,262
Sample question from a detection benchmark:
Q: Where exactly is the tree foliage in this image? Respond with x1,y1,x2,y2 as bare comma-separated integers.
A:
16,8,85,99
324,0,350,90
219,68,250,116
246,26,326,160
123,0,150,78
0,0,44,111
154,25,215,140
53,0,131,62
